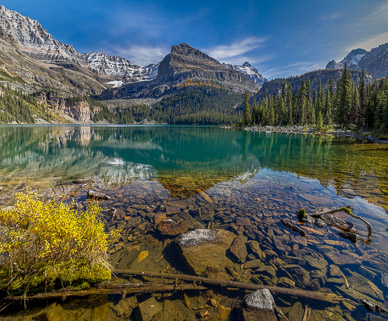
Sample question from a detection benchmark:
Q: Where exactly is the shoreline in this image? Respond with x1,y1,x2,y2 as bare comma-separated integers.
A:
222,125,388,144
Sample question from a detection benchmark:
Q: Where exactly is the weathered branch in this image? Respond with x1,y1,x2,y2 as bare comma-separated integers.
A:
300,206,372,243
115,269,345,304
3,282,207,301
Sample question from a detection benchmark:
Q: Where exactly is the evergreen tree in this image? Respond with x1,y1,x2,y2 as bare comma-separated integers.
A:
243,92,251,126
336,63,352,128
359,68,366,128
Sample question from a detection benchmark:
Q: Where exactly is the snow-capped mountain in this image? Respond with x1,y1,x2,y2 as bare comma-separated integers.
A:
83,52,159,83
0,5,82,63
326,44,388,78
231,62,267,86
326,48,367,70
0,5,159,88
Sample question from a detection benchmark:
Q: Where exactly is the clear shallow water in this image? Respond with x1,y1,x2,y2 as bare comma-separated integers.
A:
0,125,387,320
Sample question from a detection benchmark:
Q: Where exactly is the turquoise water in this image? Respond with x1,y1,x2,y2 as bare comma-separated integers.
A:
0,125,387,320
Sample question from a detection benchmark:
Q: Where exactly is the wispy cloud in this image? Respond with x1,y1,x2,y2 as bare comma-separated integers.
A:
320,12,342,21
265,61,325,79
114,45,170,66
364,1,388,29
344,2,388,52
348,31,388,51
203,37,266,62
202,37,270,66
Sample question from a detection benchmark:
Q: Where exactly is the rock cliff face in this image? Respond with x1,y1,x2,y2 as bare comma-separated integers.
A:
358,43,388,79
326,44,388,78
100,43,259,100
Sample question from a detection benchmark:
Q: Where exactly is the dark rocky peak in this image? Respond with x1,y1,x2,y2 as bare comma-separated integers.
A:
157,43,234,82
169,43,220,64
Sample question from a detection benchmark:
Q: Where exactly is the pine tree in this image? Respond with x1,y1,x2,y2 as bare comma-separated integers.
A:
358,68,366,128
336,63,352,128
243,92,251,126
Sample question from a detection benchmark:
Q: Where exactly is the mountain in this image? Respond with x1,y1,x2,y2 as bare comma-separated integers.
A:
358,43,388,79
230,62,267,86
0,5,159,95
254,69,373,100
82,52,159,83
326,48,367,70
99,43,259,100
326,44,388,78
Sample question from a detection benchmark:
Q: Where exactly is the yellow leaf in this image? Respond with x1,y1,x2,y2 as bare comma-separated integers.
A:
137,250,149,263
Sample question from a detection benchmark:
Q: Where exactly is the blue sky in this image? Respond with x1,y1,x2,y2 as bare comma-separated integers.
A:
2,0,388,79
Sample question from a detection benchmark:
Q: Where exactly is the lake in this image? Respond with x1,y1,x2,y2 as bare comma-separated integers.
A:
0,125,387,320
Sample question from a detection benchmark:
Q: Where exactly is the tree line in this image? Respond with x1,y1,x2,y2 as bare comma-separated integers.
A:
243,64,388,132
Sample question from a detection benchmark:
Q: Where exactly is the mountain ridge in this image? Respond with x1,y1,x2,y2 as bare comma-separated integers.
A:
99,43,260,100
326,43,388,78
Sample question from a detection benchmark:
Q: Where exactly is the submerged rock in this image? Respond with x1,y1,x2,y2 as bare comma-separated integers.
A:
245,289,275,310
240,289,277,321
248,241,265,260
177,229,218,247
157,219,188,236
135,297,161,321
176,229,236,278
87,190,111,200
229,235,248,263
73,178,93,184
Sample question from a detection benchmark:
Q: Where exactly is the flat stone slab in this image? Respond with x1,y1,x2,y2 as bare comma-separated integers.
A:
176,229,236,278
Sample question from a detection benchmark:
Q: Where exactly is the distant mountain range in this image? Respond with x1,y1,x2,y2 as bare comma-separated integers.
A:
326,44,388,78
99,43,260,100
0,5,264,97
0,5,387,124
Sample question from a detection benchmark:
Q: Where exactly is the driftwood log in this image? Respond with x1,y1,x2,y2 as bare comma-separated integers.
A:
116,269,345,304
4,282,207,301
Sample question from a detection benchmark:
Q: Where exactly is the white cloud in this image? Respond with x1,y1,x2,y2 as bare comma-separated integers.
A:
265,61,325,79
320,12,342,21
347,31,388,51
114,45,169,66
204,37,266,61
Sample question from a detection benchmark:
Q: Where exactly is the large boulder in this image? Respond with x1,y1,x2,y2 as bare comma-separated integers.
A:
176,229,236,279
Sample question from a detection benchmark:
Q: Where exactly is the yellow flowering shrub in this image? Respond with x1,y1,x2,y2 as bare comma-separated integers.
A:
0,192,117,292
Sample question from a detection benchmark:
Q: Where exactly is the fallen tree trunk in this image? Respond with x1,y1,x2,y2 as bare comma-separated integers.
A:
116,269,345,303
4,282,207,301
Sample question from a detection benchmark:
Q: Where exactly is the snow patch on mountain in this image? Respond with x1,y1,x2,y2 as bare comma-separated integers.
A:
230,62,267,86
83,52,159,82
326,48,367,70
106,80,124,88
